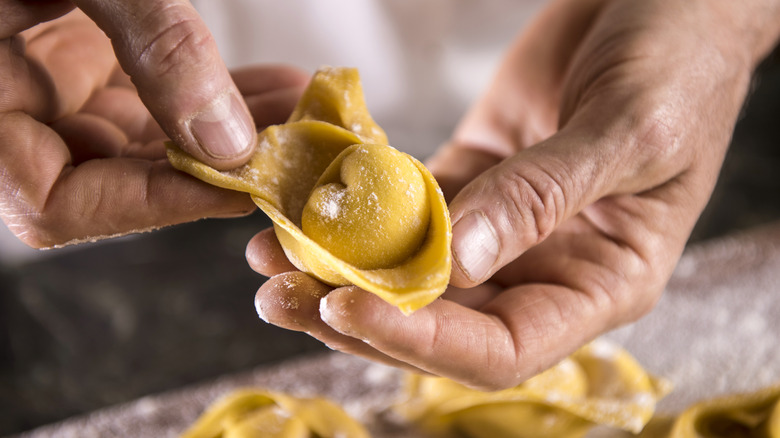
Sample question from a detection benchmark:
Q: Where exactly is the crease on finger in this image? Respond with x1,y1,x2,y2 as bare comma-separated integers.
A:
481,284,604,387
319,289,519,389
257,274,424,373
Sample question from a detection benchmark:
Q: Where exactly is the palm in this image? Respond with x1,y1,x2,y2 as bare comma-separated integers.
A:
49,71,167,165
15,12,158,149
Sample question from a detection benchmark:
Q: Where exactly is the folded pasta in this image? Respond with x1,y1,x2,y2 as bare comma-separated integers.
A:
637,382,780,438
398,339,672,438
167,67,452,314
180,389,369,438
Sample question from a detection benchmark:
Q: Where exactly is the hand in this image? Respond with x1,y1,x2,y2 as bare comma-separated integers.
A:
249,0,780,389
0,1,307,247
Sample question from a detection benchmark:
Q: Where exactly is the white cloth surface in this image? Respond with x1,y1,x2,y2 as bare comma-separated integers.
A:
18,221,780,437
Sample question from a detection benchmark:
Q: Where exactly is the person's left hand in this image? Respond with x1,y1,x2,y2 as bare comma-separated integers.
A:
0,6,307,247
248,0,780,389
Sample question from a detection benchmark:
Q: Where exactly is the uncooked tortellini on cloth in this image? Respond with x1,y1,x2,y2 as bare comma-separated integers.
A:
636,382,780,437
397,339,672,438
167,67,452,314
180,389,369,438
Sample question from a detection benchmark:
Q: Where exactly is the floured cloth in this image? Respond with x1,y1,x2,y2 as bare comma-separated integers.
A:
16,221,780,438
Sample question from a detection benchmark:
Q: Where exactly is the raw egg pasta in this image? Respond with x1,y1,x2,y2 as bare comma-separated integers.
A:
180,389,369,438
637,383,780,437
398,339,672,438
168,67,452,314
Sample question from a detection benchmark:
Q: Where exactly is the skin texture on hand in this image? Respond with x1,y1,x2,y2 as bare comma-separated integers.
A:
250,0,780,390
0,1,309,248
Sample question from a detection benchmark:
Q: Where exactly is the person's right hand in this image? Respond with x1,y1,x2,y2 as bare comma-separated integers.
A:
248,0,780,391
1,1,308,248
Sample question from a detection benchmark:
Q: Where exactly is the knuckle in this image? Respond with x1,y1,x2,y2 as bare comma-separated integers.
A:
629,100,684,166
589,252,663,326
493,162,567,246
614,283,662,326
1,170,113,249
128,3,214,80
1,211,54,249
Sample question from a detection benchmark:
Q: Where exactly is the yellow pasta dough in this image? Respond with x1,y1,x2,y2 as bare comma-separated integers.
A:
637,382,780,438
167,67,452,314
301,144,431,270
398,339,672,438
180,389,369,438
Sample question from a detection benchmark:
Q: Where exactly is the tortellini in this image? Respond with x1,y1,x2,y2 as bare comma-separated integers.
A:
637,383,780,438
179,343,780,437
301,144,431,270
167,67,451,314
180,389,369,438
397,339,672,438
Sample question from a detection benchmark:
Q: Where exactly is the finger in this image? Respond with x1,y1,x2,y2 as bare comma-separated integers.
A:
487,214,670,322
80,86,166,144
232,66,308,130
244,87,305,131
76,66,308,154
246,228,297,277
320,283,607,391
440,283,502,310
425,144,503,203
49,112,130,163
0,0,75,39
255,272,420,373
447,129,607,287
450,0,607,158
0,111,254,248
50,113,167,163
73,0,256,170
231,65,310,97
3,11,116,121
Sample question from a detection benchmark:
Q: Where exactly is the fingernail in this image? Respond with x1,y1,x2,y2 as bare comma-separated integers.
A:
319,295,338,327
452,211,499,282
320,294,353,335
212,206,256,218
254,295,269,323
189,91,254,158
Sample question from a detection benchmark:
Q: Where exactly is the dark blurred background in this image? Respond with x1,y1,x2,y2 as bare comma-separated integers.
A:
0,49,778,437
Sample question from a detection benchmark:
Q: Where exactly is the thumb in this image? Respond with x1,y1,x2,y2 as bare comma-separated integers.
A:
446,121,629,288
73,0,255,170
